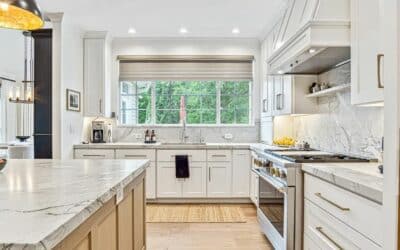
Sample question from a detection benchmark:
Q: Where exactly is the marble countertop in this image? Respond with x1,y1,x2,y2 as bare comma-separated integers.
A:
74,142,277,150
302,162,383,204
0,159,150,249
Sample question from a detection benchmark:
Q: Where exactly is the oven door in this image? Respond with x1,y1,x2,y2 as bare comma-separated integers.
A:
254,169,295,250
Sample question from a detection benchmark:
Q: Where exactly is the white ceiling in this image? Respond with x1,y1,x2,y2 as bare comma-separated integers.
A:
37,0,287,39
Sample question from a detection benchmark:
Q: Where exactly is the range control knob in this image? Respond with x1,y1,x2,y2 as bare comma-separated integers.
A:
279,170,287,179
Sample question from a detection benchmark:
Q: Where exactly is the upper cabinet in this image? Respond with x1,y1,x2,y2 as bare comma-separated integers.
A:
351,0,384,105
83,31,111,117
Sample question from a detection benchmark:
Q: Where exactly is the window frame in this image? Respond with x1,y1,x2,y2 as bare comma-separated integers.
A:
117,80,253,127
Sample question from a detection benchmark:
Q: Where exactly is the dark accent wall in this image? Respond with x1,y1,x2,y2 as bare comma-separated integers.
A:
32,29,53,159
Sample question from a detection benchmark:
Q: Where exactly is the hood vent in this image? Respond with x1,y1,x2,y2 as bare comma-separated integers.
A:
267,0,350,74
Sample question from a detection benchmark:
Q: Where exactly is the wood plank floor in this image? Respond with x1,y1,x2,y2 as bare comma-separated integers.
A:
147,204,274,250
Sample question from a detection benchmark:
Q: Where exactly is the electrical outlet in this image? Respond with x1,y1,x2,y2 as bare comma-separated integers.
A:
224,133,233,140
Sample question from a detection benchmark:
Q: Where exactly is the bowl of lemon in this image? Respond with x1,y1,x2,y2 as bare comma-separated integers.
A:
0,159,6,171
273,137,295,147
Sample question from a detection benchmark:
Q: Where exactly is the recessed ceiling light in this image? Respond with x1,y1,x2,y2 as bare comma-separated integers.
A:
309,48,316,54
128,28,136,34
232,28,240,34
180,27,188,34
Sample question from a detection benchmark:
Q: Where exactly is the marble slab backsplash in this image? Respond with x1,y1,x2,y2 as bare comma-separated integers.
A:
292,63,384,159
82,118,259,143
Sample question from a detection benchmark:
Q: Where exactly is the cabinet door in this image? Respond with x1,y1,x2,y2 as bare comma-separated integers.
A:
261,76,274,117
232,150,250,197
133,181,145,250
280,75,293,115
272,76,283,115
351,0,384,105
156,162,182,198
182,163,207,198
84,38,105,116
118,192,133,250
145,164,156,199
207,162,232,197
93,208,117,250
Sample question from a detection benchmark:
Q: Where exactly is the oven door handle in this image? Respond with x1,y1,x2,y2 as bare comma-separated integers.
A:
252,168,288,194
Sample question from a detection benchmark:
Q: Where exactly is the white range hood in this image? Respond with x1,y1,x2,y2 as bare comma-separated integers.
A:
267,0,351,75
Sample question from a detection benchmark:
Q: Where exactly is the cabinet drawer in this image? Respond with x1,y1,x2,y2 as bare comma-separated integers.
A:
115,149,156,162
74,149,115,159
157,150,206,162
207,150,232,162
304,199,381,250
304,174,383,245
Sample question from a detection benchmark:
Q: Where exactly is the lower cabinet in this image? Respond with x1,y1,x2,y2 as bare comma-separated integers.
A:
303,173,382,249
250,171,259,206
157,162,207,198
207,162,232,197
232,150,250,197
54,172,146,250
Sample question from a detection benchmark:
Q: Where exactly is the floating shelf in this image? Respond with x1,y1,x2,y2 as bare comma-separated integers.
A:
305,84,351,98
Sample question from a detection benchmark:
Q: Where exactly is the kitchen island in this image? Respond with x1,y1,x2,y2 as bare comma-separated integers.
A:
0,159,149,250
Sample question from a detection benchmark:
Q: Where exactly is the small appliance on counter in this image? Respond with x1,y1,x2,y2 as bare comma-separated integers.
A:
91,121,106,143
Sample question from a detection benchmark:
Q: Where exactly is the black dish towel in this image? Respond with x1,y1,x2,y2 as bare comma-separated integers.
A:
175,155,190,178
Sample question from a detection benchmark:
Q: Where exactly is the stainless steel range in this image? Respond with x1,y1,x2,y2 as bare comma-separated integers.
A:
252,149,371,250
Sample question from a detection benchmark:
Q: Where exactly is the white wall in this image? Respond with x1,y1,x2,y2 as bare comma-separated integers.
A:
59,17,85,159
91,38,262,143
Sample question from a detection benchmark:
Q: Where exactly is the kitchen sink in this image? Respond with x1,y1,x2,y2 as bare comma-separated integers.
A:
161,142,207,146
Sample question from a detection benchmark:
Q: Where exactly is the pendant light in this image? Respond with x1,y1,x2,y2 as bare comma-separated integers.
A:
9,31,34,104
0,0,44,30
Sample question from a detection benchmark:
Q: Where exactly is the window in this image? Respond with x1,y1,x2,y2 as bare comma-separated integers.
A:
119,80,251,126
120,81,152,125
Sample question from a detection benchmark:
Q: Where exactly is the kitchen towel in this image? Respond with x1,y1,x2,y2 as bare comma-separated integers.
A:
175,155,190,178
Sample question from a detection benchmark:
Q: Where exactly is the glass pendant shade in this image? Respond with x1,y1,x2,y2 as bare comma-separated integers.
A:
0,0,43,30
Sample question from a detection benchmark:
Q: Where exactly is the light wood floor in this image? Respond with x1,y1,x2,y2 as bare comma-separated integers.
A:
147,204,274,250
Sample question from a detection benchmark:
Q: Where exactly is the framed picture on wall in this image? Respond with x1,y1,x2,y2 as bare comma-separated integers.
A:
66,89,81,112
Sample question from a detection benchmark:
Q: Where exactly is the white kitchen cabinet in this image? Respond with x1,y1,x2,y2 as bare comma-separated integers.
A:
74,149,115,159
303,174,383,249
260,116,273,144
351,0,384,105
182,163,207,198
157,162,183,198
272,75,317,116
157,150,207,198
207,162,232,197
232,150,251,197
261,76,274,117
83,31,111,117
115,149,156,199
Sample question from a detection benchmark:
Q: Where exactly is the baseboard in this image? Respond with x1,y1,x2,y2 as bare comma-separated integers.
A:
146,198,252,204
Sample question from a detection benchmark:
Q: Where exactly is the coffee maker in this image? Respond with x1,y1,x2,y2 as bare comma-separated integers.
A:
91,121,105,143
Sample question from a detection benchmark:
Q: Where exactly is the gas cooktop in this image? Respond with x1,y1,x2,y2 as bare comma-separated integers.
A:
265,149,371,163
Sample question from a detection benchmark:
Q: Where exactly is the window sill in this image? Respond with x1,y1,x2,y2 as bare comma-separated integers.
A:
116,124,256,128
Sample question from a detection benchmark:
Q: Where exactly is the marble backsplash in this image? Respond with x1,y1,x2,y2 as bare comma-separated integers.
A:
292,63,384,159
82,118,259,144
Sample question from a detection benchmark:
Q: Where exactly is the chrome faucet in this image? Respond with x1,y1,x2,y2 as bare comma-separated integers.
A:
181,119,189,143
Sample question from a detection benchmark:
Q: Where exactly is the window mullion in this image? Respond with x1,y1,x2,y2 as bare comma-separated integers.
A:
151,81,156,125
216,81,221,125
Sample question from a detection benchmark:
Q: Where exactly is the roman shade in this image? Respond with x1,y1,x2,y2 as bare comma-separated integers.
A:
118,55,254,81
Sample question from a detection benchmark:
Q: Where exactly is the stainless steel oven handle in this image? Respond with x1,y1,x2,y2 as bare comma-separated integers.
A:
252,168,288,194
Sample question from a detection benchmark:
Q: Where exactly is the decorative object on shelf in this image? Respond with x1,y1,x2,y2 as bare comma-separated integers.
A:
305,83,351,98
0,159,7,171
66,89,81,112
8,32,34,104
0,0,44,30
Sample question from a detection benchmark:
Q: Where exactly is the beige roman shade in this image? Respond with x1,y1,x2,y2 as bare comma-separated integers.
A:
118,55,254,81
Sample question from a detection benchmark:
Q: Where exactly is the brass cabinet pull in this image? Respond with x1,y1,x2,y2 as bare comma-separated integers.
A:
315,227,343,250
99,99,103,114
209,167,211,182
82,154,105,157
377,54,384,88
315,193,350,211
263,99,268,112
124,155,148,158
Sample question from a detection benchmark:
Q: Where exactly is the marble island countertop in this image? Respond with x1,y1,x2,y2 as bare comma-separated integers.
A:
0,159,150,249
302,162,383,204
